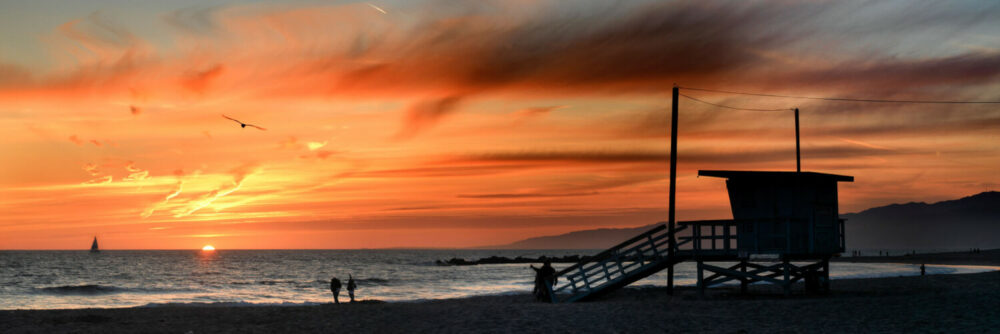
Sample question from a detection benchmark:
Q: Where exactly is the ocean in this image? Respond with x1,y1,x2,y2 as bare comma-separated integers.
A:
1,249,993,310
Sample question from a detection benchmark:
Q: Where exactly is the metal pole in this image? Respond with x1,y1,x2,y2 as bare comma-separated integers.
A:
667,221,675,295
669,86,678,235
795,108,801,172
667,265,674,296
668,85,679,295
667,85,684,295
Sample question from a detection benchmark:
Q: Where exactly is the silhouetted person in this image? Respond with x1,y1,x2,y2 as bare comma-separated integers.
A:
347,274,357,303
330,277,342,304
530,260,557,302
920,264,926,276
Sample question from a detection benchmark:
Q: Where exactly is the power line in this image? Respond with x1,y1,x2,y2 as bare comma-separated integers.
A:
679,93,794,112
680,86,1000,104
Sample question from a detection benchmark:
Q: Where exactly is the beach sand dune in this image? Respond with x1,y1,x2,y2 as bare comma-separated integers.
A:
2,269,998,333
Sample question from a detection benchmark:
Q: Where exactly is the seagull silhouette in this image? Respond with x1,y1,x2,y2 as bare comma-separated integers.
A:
222,115,267,131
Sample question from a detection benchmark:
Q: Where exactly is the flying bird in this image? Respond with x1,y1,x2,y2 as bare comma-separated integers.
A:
222,115,267,131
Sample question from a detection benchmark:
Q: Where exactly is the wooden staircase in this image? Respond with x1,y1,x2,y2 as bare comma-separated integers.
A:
548,223,690,303
546,218,840,302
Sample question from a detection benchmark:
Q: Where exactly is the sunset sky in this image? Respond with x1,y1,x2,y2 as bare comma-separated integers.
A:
2,0,999,249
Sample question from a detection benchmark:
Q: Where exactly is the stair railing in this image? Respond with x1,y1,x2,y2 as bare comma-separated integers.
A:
549,224,677,302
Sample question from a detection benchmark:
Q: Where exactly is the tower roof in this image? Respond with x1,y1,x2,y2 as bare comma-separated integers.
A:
698,170,854,182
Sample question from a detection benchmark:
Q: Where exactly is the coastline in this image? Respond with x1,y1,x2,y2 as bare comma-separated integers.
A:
2,271,997,333
2,250,998,333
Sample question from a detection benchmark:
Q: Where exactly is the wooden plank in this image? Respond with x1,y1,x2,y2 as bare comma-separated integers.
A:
724,224,731,251
700,263,788,286
711,224,717,250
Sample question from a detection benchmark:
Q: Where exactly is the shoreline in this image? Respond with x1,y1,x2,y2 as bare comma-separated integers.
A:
3,271,998,333
3,249,998,332
6,249,1000,309
9,261,996,311
832,248,1000,266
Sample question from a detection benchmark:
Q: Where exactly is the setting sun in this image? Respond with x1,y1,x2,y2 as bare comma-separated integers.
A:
202,245,216,251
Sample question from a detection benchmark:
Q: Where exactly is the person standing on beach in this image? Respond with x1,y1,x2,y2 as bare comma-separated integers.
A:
347,274,357,303
330,277,342,304
530,260,557,302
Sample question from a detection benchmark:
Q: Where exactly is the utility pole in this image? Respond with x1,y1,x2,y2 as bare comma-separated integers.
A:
795,108,801,172
669,86,679,226
667,85,679,295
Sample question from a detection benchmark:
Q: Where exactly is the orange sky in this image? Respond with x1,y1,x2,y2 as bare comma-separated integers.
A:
2,1,999,249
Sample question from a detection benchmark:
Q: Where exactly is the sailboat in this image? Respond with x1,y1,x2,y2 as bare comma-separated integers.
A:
90,237,100,253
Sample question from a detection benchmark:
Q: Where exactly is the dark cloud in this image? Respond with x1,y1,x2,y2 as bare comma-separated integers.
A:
58,12,139,48
10,1,1000,101
215,208,669,231
768,52,1000,94
394,95,463,139
324,1,793,96
457,192,599,199
815,114,1000,138
349,163,534,178
162,6,221,34
466,151,668,163
514,105,564,118
460,145,935,167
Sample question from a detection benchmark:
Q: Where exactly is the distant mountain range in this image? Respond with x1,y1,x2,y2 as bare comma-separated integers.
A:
484,223,662,250
843,191,1000,250
488,192,1000,250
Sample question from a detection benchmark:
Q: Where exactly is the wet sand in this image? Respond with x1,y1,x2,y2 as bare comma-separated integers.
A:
3,250,998,333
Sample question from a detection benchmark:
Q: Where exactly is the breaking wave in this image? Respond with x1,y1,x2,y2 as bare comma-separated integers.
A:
35,284,195,295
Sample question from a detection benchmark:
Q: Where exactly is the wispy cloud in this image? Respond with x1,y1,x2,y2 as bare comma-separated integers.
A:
81,163,112,184
82,175,112,185
173,163,261,217
122,162,149,181
142,170,186,218
367,3,387,15
307,141,327,151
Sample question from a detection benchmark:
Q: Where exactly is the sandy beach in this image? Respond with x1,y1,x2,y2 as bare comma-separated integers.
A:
3,251,998,333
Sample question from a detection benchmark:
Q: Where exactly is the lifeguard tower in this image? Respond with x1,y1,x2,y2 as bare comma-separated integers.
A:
690,170,852,295
544,170,852,302
544,87,854,302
